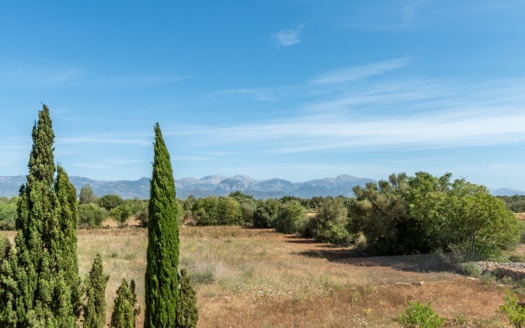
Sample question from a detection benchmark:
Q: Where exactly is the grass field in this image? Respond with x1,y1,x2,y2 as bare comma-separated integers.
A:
1,226,516,327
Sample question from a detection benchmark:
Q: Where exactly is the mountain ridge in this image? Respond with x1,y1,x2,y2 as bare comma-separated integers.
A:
0,175,523,199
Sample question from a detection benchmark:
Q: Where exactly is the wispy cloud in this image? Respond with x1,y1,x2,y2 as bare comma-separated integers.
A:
184,78,525,154
214,56,410,101
0,66,83,87
58,135,150,146
0,61,187,88
272,25,303,47
311,55,410,84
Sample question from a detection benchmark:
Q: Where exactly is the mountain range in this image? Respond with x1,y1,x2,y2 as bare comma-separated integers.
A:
0,175,523,199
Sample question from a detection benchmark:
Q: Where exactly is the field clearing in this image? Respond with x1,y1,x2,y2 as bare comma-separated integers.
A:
1,226,515,327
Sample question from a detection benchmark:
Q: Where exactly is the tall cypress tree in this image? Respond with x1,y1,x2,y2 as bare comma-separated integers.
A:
10,104,80,327
14,104,60,326
144,123,180,328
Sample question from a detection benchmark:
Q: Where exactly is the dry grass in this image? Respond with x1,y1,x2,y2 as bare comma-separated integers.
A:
1,226,516,327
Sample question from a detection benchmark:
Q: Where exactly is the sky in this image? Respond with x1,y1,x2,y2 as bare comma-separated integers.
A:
1,1,525,190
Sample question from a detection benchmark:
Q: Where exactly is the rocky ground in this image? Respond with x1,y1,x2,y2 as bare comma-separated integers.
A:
477,261,525,280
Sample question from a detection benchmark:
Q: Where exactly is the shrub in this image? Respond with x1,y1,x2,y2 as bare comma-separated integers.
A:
396,300,446,328
110,204,133,224
79,203,108,229
455,262,482,278
0,197,17,230
273,200,305,234
499,290,525,328
177,268,199,328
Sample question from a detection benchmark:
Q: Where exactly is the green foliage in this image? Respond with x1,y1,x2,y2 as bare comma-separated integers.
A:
176,268,198,328
79,184,97,205
192,196,242,226
193,196,219,225
0,236,18,327
229,192,256,225
518,221,525,244
84,254,109,328
98,194,124,211
0,197,17,230
253,199,280,228
11,105,81,327
350,171,520,256
455,262,482,278
55,165,81,322
79,203,108,229
350,173,417,255
273,200,306,234
310,197,351,245
135,202,149,227
498,195,525,213
499,290,525,328
145,123,180,328
217,196,242,225
110,204,134,224
396,300,446,328
110,279,139,328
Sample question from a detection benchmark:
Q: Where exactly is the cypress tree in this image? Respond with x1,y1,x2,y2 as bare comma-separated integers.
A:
84,254,109,328
54,165,81,317
110,279,138,328
14,104,61,326
144,122,180,328
176,268,198,328
0,237,18,327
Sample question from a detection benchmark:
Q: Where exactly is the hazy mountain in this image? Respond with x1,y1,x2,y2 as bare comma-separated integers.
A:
490,188,525,197
2,175,522,199
0,174,375,199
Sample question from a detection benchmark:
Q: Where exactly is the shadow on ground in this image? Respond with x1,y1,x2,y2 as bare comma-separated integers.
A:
286,235,453,273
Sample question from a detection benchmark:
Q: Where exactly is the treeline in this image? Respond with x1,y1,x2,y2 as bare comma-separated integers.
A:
2,174,523,260
184,173,521,259
497,195,525,213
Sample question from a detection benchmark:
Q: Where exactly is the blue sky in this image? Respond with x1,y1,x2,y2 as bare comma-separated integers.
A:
1,1,525,190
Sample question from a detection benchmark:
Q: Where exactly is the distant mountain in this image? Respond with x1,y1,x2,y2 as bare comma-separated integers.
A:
490,188,525,197
0,174,376,199
2,174,522,199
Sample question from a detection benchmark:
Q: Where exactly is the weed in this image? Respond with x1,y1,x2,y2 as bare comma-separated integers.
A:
396,300,446,328
498,289,525,328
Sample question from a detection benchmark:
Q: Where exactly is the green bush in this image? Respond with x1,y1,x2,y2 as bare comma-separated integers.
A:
273,200,306,234
253,199,280,228
0,197,17,230
396,300,446,328
79,203,108,229
455,262,482,278
110,204,133,224
499,290,525,328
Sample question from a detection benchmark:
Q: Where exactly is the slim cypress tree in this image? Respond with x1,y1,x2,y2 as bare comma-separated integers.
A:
144,123,180,328
84,254,109,328
54,165,81,317
176,268,198,328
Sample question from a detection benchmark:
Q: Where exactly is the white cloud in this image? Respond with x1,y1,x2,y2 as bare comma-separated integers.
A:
214,56,411,101
272,25,303,47
311,55,410,84
183,78,525,154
